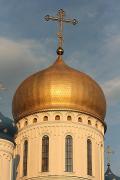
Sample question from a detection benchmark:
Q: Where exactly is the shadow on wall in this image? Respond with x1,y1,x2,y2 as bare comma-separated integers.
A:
12,154,20,180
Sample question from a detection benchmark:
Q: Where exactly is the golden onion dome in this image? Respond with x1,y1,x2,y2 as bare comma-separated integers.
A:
12,55,106,123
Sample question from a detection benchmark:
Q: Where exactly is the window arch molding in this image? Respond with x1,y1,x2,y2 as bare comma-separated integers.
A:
78,117,82,122
88,120,92,125
42,112,50,122
55,115,60,120
22,137,29,144
95,121,98,128
53,111,63,120
43,116,48,121
23,117,28,126
32,114,39,119
67,115,72,121
64,132,74,140
24,120,28,127
33,118,37,123
65,112,74,121
41,132,50,139
76,113,83,122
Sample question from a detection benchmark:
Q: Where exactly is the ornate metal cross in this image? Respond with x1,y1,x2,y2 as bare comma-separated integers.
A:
105,145,114,164
44,9,78,53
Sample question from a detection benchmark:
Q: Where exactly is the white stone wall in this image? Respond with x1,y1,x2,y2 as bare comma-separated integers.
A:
0,139,14,180
15,110,105,180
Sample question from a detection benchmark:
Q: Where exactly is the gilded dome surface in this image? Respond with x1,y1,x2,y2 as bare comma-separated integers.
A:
12,56,106,122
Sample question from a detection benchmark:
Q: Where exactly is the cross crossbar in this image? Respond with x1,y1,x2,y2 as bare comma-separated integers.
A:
44,9,79,53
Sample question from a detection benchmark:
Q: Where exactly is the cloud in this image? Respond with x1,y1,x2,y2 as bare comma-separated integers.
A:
102,76,120,125
103,77,120,103
0,37,53,66
103,34,120,56
0,37,55,86
0,36,56,117
66,30,120,125
100,34,120,105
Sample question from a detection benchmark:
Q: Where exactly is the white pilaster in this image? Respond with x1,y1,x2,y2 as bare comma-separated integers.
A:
0,139,14,180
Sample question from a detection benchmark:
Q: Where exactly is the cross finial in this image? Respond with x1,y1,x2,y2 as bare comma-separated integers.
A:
44,9,79,55
105,145,114,165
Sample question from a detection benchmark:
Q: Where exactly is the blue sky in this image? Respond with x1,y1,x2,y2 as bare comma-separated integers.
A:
0,0,120,175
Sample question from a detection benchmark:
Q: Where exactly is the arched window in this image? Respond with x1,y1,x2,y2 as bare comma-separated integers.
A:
78,117,82,122
65,135,73,172
33,118,37,123
23,140,28,176
95,122,98,128
42,135,49,172
67,116,72,121
43,116,48,121
24,120,28,127
88,120,91,125
87,139,92,176
55,115,60,120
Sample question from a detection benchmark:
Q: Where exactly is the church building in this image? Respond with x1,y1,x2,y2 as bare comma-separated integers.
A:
105,163,120,180
0,9,118,180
